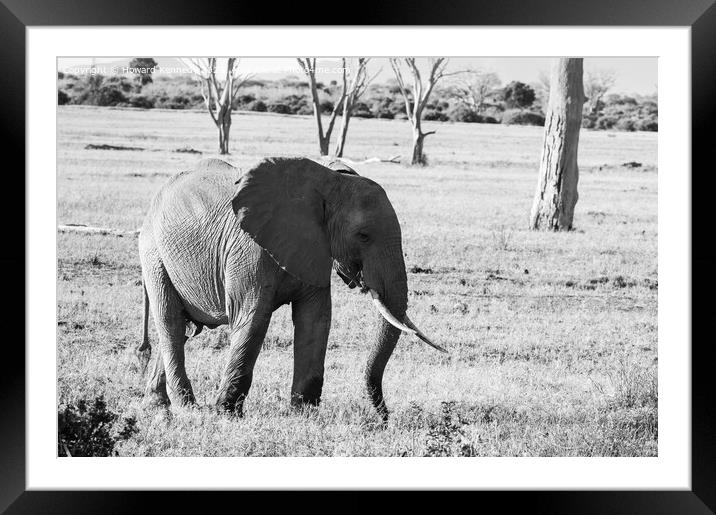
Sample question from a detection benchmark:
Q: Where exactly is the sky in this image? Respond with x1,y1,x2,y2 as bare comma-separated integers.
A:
58,57,657,95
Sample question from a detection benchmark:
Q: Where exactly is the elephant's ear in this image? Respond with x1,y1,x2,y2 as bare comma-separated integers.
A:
232,158,333,288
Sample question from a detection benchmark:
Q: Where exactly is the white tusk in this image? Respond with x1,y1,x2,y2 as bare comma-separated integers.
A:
369,289,417,335
403,314,448,353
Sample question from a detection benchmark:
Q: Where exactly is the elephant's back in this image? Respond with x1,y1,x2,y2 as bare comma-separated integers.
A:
151,159,240,221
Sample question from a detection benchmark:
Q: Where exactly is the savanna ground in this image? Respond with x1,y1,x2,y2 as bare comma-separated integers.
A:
57,105,657,457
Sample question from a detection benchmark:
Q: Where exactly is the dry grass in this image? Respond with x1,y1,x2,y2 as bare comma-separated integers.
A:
57,105,658,456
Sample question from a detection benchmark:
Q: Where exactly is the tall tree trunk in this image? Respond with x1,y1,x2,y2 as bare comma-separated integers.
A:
217,109,231,155
318,133,329,156
335,107,351,158
530,58,585,231
411,130,425,165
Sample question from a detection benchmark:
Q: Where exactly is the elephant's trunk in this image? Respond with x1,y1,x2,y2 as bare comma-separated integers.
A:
362,244,409,422
365,280,407,423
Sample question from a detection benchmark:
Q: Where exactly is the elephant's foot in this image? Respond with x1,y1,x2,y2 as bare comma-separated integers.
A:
216,399,245,417
167,384,196,408
291,376,324,408
143,388,170,408
216,375,253,416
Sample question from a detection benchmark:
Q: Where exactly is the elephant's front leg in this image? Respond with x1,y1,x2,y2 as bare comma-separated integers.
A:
216,309,272,415
291,286,331,407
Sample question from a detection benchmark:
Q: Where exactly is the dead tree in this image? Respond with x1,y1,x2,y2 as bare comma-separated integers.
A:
390,58,450,165
182,58,249,155
297,58,346,156
530,58,585,231
335,58,377,158
449,69,501,114
584,68,616,116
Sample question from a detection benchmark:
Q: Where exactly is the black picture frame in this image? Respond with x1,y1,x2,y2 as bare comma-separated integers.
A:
5,0,714,512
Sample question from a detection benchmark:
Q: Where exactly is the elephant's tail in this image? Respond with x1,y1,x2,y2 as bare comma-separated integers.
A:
139,278,150,352
135,279,151,372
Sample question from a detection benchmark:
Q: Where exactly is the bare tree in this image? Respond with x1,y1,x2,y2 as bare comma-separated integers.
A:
297,58,346,156
334,58,378,158
390,58,450,165
530,58,585,231
535,70,551,111
181,58,249,155
449,69,501,113
584,68,616,116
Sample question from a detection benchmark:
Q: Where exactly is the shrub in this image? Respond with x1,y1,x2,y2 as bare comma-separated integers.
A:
370,97,404,119
235,93,256,106
447,104,498,123
501,109,545,126
270,93,311,115
352,101,374,118
597,116,618,130
105,75,135,93
58,396,138,457
77,85,127,106
267,102,293,114
246,100,267,112
155,95,191,109
319,99,334,114
501,81,536,109
128,95,154,109
615,118,637,131
423,110,449,122
582,116,597,129
58,90,70,105
636,119,658,131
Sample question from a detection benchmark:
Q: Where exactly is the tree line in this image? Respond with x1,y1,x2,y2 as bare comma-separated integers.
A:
59,57,649,234
58,57,657,164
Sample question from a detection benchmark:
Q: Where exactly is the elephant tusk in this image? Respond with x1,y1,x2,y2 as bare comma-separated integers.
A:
403,314,449,353
369,289,417,335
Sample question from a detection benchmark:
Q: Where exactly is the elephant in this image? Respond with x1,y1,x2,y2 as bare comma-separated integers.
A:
136,156,444,422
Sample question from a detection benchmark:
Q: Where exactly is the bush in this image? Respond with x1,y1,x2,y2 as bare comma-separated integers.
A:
77,85,127,106
128,95,154,109
352,101,374,118
636,119,658,131
615,118,637,131
447,105,496,124
155,94,191,109
58,396,137,457
423,110,449,121
319,99,335,114
267,102,293,114
246,100,267,112
597,116,618,130
105,75,135,93
582,116,597,129
370,97,402,119
501,109,545,126
235,93,256,106
502,81,536,109
58,90,70,105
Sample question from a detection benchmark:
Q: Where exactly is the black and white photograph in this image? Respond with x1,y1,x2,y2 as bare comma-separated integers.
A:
56,55,659,458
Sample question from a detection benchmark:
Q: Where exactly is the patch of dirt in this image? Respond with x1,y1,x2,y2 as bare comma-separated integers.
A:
409,265,434,274
564,275,657,291
174,146,202,154
85,143,144,151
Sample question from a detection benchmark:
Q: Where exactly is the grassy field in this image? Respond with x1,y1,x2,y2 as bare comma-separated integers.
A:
57,105,658,457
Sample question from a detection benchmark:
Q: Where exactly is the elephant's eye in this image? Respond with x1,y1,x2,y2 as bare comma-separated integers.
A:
357,231,371,243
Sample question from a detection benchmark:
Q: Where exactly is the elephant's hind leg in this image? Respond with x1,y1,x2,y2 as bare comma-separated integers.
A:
141,247,196,408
